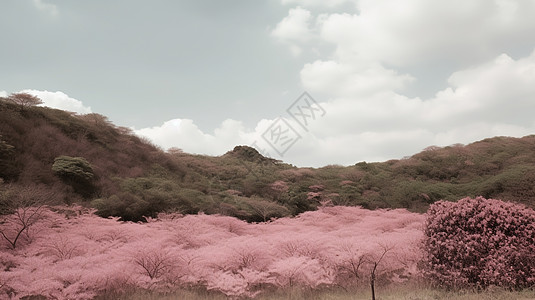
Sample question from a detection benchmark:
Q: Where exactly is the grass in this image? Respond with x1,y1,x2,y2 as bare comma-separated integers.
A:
96,285,535,300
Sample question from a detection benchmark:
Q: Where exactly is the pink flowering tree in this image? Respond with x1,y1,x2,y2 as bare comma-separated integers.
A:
423,196,535,289
0,206,44,249
0,185,54,249
0,204,425,299
268,256,333,288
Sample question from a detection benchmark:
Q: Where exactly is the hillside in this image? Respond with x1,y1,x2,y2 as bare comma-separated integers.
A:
1,96,534,221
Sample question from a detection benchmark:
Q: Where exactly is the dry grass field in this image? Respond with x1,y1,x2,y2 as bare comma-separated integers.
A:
97,285,535,300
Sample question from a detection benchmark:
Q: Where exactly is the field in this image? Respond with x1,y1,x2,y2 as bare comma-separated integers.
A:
2,198,535,299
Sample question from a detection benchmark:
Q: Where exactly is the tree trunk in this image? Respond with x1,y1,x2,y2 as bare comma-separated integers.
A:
371,276,375,300
370,262,377,300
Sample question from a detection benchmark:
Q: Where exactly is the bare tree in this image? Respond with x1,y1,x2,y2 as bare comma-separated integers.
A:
0,185,53,249
365,244,395,300
134,248,173,280
337,243,367,284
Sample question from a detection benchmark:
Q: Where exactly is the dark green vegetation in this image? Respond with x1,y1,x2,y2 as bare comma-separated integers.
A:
1,97,535,221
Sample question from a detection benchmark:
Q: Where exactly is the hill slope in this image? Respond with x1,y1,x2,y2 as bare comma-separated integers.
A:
1,97,534,221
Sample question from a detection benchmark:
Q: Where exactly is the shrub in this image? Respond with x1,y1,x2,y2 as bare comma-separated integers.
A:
423,196,535,289
91,193,151,222
52,156,96,198
52,156,94,182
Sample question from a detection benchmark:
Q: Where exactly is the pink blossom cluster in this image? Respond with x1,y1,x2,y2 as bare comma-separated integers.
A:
423,196,535,289
0,206,424,299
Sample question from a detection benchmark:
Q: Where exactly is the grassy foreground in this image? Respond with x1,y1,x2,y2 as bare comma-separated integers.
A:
96,286,535,300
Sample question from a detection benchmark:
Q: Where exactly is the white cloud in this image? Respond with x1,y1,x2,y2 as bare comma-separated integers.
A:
301,60,415,97
136,1,535,167
273,1,535,67
0,91,7,98
318,0,535,67
318,50,535,132
134,119,256,156
424,51,535,125
256,0,535,166
22,90,92,114
32,0,59,17
271,7,314,56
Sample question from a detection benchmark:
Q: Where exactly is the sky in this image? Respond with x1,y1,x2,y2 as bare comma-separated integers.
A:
2,0,535,167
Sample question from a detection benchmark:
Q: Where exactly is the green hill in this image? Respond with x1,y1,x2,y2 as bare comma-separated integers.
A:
1,96,534,221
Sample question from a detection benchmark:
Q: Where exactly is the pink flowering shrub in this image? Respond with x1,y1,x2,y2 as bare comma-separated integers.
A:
0,205,425,299
423,196,535,289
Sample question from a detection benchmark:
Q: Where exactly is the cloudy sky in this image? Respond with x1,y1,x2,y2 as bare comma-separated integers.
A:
2,0,535,167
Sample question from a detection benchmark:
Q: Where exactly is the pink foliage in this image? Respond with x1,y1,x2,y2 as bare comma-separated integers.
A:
306,191,322,201
339,180,355,186
423,197,535,289
308,184,325,192
269,180,289,193
0,205,425,299
269,256,333,288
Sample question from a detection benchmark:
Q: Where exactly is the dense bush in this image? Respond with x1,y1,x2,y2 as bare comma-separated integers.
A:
52,156,96,198
423,196,535,289
52,156,94,182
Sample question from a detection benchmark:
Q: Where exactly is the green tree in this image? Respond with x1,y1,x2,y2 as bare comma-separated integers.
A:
52,156,95,198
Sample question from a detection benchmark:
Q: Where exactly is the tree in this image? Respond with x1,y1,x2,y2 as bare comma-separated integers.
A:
52,156,94,182
366,244,393,300
423,197,535,289
331,242,367,286
7,92,43,111
268,256,333,288
52,156,95,198
133,247,174,280
0,185,53,249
